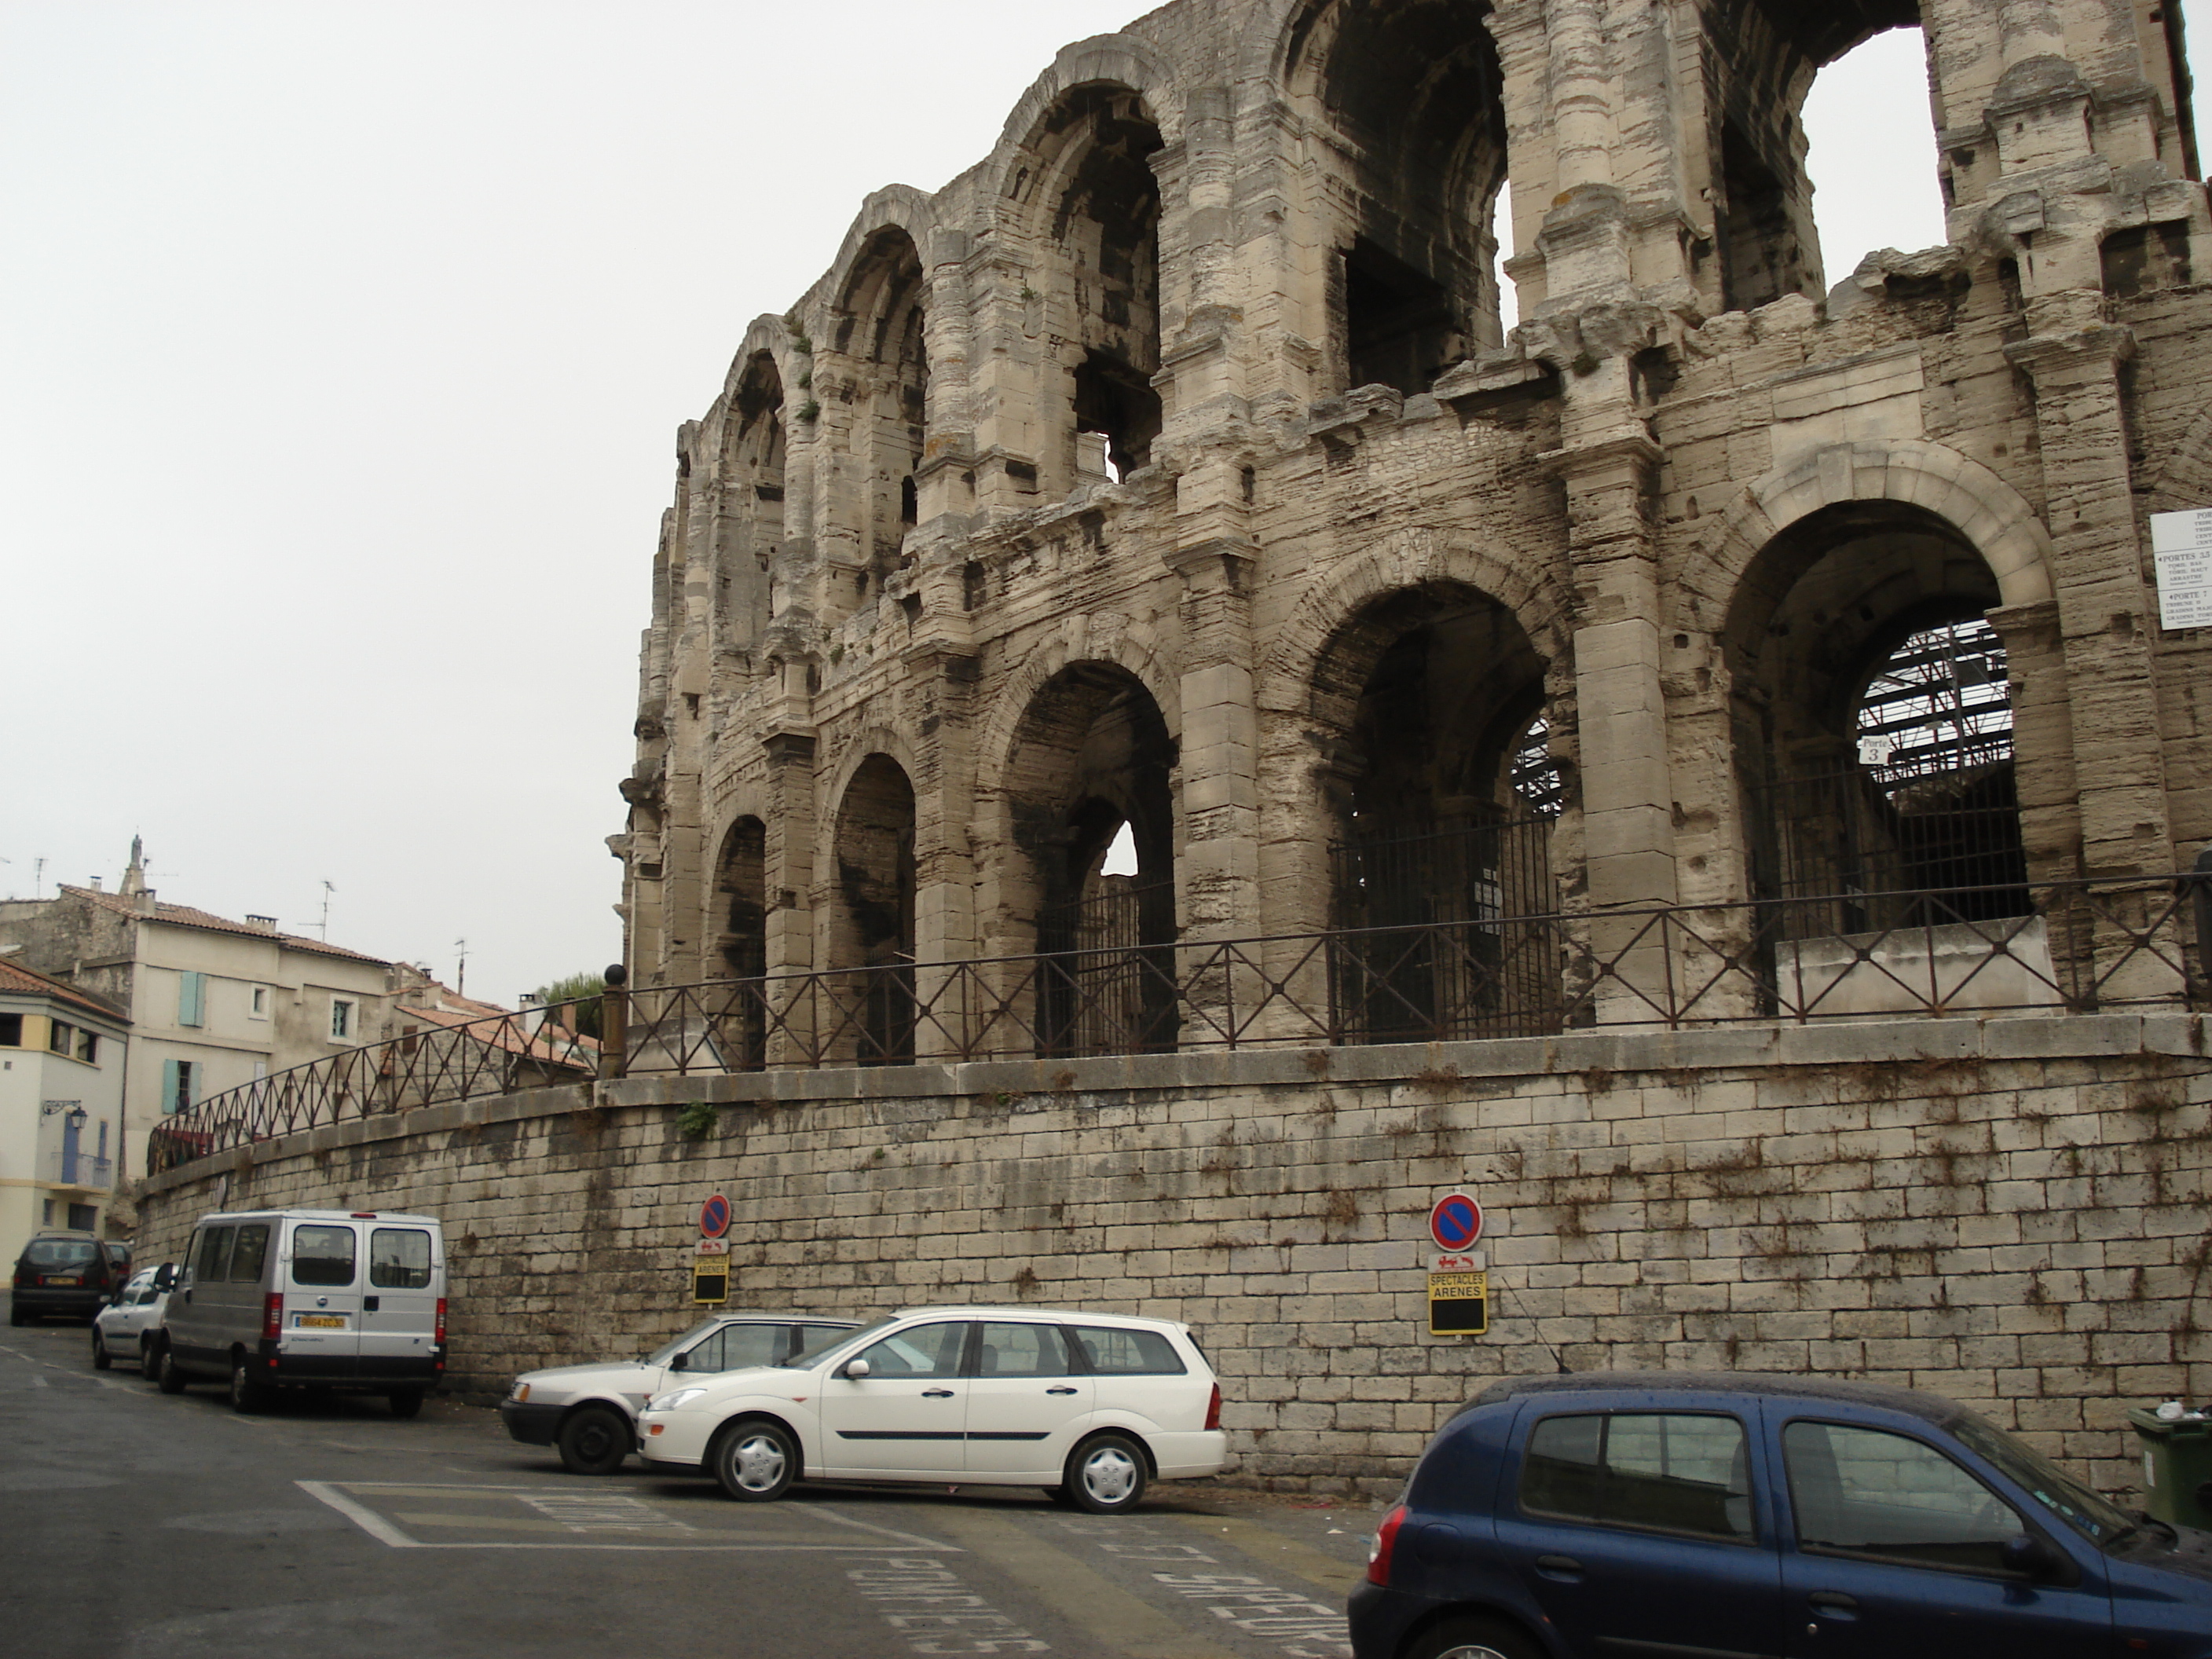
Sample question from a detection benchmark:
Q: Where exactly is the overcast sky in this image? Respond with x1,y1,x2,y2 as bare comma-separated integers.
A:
2,2,2203,1005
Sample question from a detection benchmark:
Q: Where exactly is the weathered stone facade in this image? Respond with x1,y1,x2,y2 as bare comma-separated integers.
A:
134,1016,2211,1499
616,0,2210,1001
129,0,2212,1501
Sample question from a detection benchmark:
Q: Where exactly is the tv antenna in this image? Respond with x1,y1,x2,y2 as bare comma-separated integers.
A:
307,881,335,939
454,938,469,997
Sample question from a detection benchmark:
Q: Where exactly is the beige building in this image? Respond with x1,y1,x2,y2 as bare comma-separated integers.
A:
0,845,395,1181
0,958,128,1262
614,0,2209,1044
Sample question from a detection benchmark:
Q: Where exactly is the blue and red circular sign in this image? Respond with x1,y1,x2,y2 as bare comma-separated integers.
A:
698,1193,731,1239
1429,1192,1484,1251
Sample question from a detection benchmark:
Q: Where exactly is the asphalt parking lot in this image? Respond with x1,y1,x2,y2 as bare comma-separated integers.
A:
0,1298,1382,1659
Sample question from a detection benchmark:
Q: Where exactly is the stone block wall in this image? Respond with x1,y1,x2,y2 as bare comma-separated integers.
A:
135,1014,2211,1500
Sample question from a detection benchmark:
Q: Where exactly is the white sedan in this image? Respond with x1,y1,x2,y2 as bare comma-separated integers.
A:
91,1267,173,1374
637,1306,1225,1513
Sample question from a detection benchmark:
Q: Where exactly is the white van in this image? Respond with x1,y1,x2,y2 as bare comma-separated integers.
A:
148,1208,446,1416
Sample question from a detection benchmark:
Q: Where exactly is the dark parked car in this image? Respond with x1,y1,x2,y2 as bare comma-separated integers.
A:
10,1232,120,1323
1352,1371,2212,1659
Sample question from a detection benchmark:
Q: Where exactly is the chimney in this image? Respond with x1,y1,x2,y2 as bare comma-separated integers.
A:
244,914,278,932
89,877,101,892
518,992,545,1039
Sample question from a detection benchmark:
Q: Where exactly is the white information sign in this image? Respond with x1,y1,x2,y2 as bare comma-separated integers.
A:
2150,509,2212,629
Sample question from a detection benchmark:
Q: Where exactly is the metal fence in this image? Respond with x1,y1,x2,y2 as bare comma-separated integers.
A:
148,873,2210,1171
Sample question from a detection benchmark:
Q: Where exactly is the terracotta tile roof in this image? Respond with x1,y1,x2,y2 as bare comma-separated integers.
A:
0,957,127,1023
397,998,600,1065
58,885,391,966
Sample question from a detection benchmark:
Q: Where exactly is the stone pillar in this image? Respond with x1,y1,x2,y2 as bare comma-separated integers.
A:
761,655,820,1064
1163,537,1262,1044
902,558,981,1060
2006,327,2181,1003
1554,420,1679,1024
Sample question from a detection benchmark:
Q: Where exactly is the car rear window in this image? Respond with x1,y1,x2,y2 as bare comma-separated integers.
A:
1522,1412,1754,1542
368,1228,433,1289
1068,1324,1187,1375
24,1240,99,1269
291,1225,357,1287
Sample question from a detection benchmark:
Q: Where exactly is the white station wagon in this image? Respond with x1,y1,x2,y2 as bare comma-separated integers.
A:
636,1305,1226,1513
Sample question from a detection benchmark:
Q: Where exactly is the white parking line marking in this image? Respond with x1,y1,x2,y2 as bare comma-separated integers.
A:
301,1480,420,1548
296,1481,963,1552
1152,1575,1350,1659
848,1554,1049,1654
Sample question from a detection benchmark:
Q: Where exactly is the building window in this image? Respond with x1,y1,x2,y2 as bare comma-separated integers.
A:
178,970,207,1028
248,985,269,1020
161,1058,198,1116
0,1013,20,1046
75,1028,97,1064
49,1020,71,1055
330,998,356,1042
67,1203,97,1232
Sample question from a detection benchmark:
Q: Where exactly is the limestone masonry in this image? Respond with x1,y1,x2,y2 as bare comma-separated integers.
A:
141,0,2212,1495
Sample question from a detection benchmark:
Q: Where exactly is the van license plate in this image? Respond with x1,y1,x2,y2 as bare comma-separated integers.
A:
296,1314,347,1329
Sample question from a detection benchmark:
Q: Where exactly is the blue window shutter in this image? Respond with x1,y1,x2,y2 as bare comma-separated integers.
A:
161,1057,181,1115
178,972,205,1027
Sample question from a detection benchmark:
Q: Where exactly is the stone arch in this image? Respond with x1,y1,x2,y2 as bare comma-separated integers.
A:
989,35,1183,178
1708,451,2060,934
1688,440,2056,627
826,749,919,1064
1694,0,1926,311
1248,0,1511,383
819,185,938,317
978,627,1182,794
830,221,930,590
1258,529,1572,719
992,59,1173,492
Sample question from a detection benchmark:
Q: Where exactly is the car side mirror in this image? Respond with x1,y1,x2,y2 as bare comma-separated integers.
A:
2001,1533,2064,1581
842,1357,870,1379
152,1265,177,1292
668,1351,689,1372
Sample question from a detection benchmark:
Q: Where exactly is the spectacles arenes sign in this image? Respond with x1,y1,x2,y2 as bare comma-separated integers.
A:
1426,1192,1489,1335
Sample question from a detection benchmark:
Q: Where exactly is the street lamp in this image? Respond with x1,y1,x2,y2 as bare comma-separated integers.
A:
40,1101,87,1131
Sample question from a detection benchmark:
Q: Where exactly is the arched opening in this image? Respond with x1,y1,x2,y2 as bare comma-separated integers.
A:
712,817,767,1068
719,352,786,642
830,755,917,1063
1003,663,1177,1055
1287,0,1509,392
1726,502,2035,1009
1699,0,1926,313
1800,27,1946,280
1008,86,1163,491
1314,582,1558,1041
835,228,929,585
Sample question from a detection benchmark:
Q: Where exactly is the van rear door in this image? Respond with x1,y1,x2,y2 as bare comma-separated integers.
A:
282,1220,364,1379
358,1224,441,1383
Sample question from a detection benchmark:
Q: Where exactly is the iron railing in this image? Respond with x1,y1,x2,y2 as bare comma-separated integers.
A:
147,873,2210,1171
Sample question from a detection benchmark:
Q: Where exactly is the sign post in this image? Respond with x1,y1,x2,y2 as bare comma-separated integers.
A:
693,1192,733,1302
1426,1192,1489,1336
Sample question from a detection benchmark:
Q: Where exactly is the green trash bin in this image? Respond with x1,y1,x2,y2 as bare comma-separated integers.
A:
2127,1408,2212,1530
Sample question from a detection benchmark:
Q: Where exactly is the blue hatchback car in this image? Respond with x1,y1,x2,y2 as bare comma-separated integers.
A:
1350,1372,2212,1659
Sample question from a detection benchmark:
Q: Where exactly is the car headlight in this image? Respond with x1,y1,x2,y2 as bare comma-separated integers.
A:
509,1382,529,1403
647,1387,711,1412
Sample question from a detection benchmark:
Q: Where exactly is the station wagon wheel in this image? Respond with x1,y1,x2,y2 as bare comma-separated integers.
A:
557,1404,629,1474
711,1418,798,1502
140,1338,160,1382
1064,1432,1148,1514
155,1343,187,1394
1402,1616,1540,1659
90,1328,112,1371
